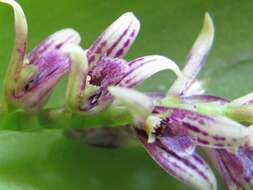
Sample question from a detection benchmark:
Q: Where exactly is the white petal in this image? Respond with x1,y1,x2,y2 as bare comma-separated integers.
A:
118,55,181,87
88,12,140,67
168,13,214,96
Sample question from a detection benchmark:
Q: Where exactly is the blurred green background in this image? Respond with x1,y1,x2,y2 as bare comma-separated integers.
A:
0,0,253,189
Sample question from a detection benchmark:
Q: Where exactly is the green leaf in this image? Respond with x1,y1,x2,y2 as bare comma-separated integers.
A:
0,130,193,190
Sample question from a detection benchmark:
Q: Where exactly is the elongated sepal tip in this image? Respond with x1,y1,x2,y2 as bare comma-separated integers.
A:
200,12,214,48
1,0,29,109
167,12,214,96
191,12,215,65
0,0,26,18
0,0,27,38
109,87,153,123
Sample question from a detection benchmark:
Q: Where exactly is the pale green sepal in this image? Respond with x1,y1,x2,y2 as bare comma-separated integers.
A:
109,87,153,123
1,0,28,106
168,13,214,96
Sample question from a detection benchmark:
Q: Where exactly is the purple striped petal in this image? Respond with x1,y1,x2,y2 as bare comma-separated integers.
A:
28,28,81,64
204,149,242,190
137,130,217,190
218,158,242,190
27,48,69,90
90,56,129,88
87,55,180,112
209,148,253,189
161,107,253,149
14,29,80,112
158,134,195,157
168,13,214,96
118,55,181,88
1,0,81,112
80,57,129,112
87,12,140,67
17,50,70,111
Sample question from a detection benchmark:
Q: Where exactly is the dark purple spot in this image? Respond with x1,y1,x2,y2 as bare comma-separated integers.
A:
213,136,226,141
88,55,95,63
107,26,129,56
130,30,135,37
197,138,210,145
214,143,224,147
201,131,209,136
55,43,63,49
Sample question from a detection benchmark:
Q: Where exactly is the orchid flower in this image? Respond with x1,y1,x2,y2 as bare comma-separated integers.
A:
108,89,253,190
62,12,181,114
108,13,253,190
181,92,253,189
109,88,219,190
2,0,181,115
1,0,81,112
200,95,253,190
2,1,253,190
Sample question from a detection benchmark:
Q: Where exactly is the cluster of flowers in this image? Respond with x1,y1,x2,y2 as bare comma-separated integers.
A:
2,0,253,189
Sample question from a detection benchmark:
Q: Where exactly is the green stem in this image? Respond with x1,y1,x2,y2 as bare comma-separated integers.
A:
1,98,253,132
161,99,253,125
38,105,133,129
